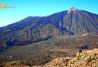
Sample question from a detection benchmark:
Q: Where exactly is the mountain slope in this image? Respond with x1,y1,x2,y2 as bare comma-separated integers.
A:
0,8,98,48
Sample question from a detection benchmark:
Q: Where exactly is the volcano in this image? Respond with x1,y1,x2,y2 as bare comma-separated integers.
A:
0,8,98,47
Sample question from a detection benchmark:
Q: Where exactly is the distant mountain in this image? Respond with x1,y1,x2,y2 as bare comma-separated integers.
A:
0,8,98,48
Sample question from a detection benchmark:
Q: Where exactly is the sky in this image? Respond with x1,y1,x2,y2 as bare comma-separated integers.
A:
0,0,98,27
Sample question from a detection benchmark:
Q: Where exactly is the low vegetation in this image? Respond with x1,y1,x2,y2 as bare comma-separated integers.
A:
0,48,98,67
0,34,98,67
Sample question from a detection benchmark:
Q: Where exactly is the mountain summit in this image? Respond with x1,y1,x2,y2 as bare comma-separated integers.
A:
0,9,98,47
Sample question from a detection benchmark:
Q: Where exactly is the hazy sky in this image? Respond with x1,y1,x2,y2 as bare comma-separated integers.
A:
0,0,98,27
